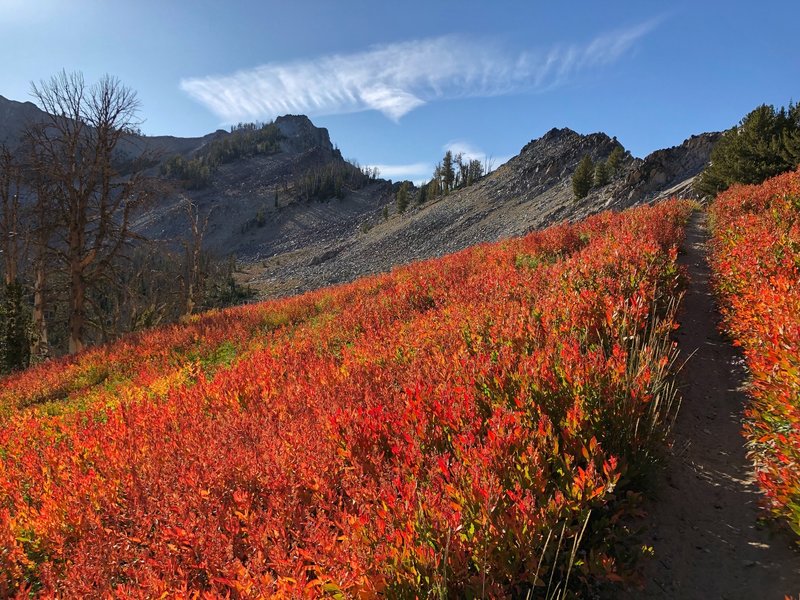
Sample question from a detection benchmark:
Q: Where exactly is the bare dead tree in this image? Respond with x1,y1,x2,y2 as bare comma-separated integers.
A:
26,71,157,353
483,154,495,176
26,166,55,363
182,197,212,317
0,145,22,285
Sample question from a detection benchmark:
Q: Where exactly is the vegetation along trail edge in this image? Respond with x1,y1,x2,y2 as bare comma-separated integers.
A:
623,210,800,599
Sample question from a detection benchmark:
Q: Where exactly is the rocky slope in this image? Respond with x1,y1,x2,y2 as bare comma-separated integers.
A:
242,127,720,298
601,132,721,205
0,93,719,300
132,114,394,260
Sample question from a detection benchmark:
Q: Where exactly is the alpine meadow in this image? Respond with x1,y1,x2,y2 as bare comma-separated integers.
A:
1,2,800,598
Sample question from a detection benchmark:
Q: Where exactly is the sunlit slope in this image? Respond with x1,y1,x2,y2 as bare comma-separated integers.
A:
0,200,692,597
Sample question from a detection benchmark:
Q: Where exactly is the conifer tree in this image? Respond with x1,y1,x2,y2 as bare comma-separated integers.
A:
780,102,800,165
572,155,594,199
417,183,427,205
695,102,800,197
396,181,409,213
467,159,484,185
606,146,624,175
593,160,610,187
442,151,455,194
0,281,30,374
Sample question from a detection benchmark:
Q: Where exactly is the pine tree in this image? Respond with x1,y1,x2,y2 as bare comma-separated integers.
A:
695,102,800,197
0,281,30,374
467,159,484,186
572,155,594,199
417,183,427,205
396,181,409,213
427,176,439,200
779,102,800,166
442,151,455,194
593,160,610,187
606,146,624,175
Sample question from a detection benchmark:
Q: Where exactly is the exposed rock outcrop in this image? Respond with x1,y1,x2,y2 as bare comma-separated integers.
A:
605,132,722,206
274,114,338,157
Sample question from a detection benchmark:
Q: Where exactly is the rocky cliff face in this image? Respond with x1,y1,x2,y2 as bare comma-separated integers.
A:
598,132,722,207
132,113,391,261
274,114,338,158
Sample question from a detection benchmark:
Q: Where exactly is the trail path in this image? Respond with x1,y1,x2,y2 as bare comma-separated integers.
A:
624,211,800,598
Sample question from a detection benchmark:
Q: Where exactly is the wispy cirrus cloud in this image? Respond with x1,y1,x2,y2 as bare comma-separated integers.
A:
181,21,657,123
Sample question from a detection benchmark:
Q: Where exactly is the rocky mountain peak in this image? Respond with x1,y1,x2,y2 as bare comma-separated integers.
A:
511,126,720,210
540,126,578,142
507,128,624,198
274,114,336,156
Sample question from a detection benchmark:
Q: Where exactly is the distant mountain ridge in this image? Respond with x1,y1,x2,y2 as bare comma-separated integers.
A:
0,95,46,147
0,93,720,300
242,125,718,297
0,94,334,163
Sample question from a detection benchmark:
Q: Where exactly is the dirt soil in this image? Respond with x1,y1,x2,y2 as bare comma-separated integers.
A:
623,212,800,598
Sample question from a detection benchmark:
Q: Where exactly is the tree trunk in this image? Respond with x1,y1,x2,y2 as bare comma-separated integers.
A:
69,254,85,354
184,199,208,318
30,255,49,363
0,146,20,286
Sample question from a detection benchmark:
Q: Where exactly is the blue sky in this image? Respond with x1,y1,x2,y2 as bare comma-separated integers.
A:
1,0,798,182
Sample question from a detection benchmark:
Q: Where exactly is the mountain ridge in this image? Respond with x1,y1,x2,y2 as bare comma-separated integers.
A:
241,126,720,298
0,93,720,300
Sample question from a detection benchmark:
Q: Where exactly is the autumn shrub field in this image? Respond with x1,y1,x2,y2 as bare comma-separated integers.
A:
708,168,800,536
0,200,692,598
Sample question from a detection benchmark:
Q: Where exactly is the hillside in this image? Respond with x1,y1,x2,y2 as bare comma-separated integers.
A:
244,127,720,298
0,200,693,597
0,94,718,302
3,173,800,597
3,91,800,594
0,94,222,157
0,95,44,148
132,114,393,261
0,96,392,267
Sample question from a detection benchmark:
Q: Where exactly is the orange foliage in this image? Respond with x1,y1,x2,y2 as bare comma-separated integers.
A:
709,168,800,536
0,201,692,597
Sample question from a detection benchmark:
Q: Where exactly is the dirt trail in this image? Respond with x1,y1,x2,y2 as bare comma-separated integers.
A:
624,211,800,598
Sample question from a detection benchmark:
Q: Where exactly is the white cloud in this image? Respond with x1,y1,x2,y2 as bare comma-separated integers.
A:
364,162,432,182
181,22,658,123
367,144,512,184
444,141,512,171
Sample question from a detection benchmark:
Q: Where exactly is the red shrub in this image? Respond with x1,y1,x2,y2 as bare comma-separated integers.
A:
0,201,692,597
709,168,800,535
